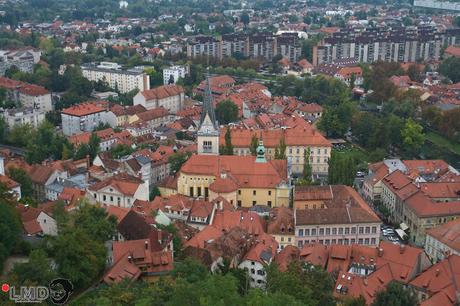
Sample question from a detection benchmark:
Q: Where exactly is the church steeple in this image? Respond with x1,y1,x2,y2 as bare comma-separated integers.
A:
200,69,218,129
256,134,266,163
197,69,219,155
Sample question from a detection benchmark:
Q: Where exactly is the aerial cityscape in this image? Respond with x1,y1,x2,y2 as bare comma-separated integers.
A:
0,0,459,305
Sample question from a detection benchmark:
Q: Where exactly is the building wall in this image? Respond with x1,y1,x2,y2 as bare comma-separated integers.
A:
425,234,460,263
37,212,58,236
177,172,289,208
239,260,267,288
19,93,52,112
62,111,116,136
295,223,381,247
272,233,295,251
81,67,150,94
402,204,460,247
232,144,331,176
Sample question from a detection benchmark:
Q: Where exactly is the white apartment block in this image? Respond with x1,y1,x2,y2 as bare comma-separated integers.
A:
61,102,117,136
0,107,46,128
81,62,150,94
163,65,188,85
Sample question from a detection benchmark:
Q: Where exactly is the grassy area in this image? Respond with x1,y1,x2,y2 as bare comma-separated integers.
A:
333,143,370,170
425,131,460,155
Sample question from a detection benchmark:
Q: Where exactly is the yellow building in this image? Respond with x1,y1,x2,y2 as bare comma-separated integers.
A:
175,143,291,208
268,207,295,251
220,125,332,177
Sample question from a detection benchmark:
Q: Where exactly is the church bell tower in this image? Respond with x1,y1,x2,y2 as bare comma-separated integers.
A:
197,70,219,155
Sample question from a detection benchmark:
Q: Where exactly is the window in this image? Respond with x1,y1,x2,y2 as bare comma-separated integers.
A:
319,228,324,235
358,238,363,244
253,190,256,195
345,227,350,235
311,228,317,235
238,190,241,195
268,190,272,196
365,227,370,234
237,200,242,207
338,227,343,235
351,238,356,244
326,228,331,235
103,195,106,201
364,238,370,245
359,227,364,234
351,227,357,234
257,270,265,276
305,229,310,236
371,238,376,245
251,268,255,274
189,187,193,196
267,201,272,207
252,201,256,206
110,196,113,202
298,229,304,236
332,228,337,235
372,226,377,234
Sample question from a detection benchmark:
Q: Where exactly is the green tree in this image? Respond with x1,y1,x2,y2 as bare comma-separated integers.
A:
439,56,460,83
168,152,192,174
372,282,417,306
216,100,239,124
221,127,234,155
241,13,250,26
9,249,57,286
48,229,107,289
72,201,117,243
274,138,286,160
297,148,312,185
0,116,7,144
249,134,258,156
401,119,424,156
328,152,357,186
8,123,33,147
7,167,33,197
266,262,335,306
150,186,161,201
0,183,21,271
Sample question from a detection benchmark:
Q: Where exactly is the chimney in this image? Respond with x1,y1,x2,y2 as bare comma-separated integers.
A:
363,278,368,286
435,269,440,277
158,231,163,244
399,244,405,254
128,255,132,263
24,204,29,211
378,248,383,257
144,240,149,250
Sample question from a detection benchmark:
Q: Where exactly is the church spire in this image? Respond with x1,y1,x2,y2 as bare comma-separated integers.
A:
200,68,218,129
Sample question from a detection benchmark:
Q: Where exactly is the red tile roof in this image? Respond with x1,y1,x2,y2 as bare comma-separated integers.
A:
88,173,144,196
62,101,108,117
295,185,381,225
410,255,460,306
0,77,49,96
445,46,460,57
140,85,184,100
426,218,460,253
181,154,287,189
220,125,331,148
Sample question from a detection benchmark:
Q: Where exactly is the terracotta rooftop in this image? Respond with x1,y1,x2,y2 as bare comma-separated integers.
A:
88,173,144,196
426,218,460,254
267,206,294,236
140,84,184,100
180,154,288,189
295,185,380,225
220,125,331,148
410,255,460,306
61,101,108,117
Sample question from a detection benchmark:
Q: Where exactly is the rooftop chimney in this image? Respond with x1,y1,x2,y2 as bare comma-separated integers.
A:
399,244,405,254
435,269,440,277
378,248,383,257
144,240,149,250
